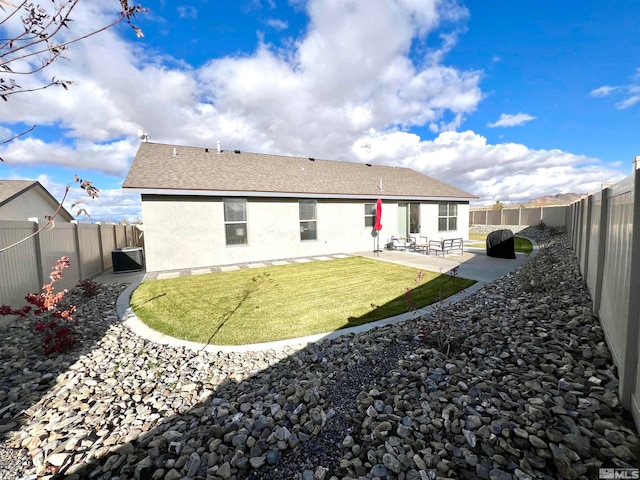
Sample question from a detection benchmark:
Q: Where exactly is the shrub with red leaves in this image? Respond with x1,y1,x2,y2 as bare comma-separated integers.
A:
0,256,78,355
76,278,101,297
43,325,75,355
0,305,31,316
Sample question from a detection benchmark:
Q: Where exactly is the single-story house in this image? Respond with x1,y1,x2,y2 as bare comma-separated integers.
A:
0,180,74,224
123,142,477,272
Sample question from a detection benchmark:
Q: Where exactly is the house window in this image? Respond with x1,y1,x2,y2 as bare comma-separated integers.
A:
224,199,247,245
299,200,317,240
364,203,376,227
438,202,458,231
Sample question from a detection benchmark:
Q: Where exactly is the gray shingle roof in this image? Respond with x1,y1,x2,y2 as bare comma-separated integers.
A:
0,180,36,206
0,180,74,220
123,142,477,200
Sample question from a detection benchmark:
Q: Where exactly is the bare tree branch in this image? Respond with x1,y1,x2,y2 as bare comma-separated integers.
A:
0,1,146,99
0,124,35,156
0,1,140,242
0,78,71,101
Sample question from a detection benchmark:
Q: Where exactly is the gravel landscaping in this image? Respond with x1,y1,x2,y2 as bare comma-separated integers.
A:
1,228,639,479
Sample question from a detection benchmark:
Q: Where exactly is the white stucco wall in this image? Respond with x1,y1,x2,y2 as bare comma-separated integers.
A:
370,201,469,244
0,188,66,224
141,196,470,272
419,202,470,242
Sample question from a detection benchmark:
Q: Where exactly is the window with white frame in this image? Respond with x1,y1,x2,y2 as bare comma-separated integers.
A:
299,200,317,240
364,203,376,227
438,202,458,231
224,199,247,245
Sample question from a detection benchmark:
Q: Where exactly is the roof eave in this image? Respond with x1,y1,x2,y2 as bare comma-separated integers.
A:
124,187,477,202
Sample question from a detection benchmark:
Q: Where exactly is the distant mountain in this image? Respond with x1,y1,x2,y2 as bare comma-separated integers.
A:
521,193,585,207
471,193,585,210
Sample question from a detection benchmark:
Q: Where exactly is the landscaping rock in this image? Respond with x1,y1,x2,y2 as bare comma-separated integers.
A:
0,228,639,480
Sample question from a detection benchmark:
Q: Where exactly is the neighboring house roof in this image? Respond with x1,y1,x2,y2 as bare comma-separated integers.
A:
123,142,478,201
0,180,74,221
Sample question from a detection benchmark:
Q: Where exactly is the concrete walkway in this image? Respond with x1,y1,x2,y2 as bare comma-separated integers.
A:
356,245,532,285
96,241,536,353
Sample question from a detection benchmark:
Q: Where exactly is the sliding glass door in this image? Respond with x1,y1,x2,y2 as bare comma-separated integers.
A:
398,202,420,236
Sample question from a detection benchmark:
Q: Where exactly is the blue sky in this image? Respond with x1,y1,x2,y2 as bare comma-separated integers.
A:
1,0,638,221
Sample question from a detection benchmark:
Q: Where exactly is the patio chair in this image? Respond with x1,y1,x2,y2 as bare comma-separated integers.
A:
386,236,415,251
412,235,429,254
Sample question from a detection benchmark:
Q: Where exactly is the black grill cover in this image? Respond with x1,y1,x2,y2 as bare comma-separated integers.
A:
486,229,516,259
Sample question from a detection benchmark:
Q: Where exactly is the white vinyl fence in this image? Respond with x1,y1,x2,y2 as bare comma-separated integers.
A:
566,158,640,432
0,221,143,309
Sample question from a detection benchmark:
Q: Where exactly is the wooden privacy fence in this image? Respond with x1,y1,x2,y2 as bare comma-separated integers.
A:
566,157,640,431
470,205,568,227
0,221,143,308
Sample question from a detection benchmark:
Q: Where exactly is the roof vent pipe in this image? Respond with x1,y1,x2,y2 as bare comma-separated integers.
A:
173,147,177,156
217,140,221,154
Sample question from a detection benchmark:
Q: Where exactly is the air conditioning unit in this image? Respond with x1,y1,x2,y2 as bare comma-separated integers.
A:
112,247,145,273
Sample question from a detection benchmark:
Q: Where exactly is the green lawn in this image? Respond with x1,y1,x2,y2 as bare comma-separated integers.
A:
131,257,476,345
468,233,533,254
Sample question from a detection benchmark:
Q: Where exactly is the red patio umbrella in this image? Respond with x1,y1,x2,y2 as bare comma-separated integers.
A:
373,198,383,254
374,198,383,231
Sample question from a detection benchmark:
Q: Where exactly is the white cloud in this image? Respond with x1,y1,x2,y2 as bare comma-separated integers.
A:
0,137,139,176
1,0,626,219
590,85,617,97
191,0,481,157
488,113,536,128
351,130,625,204
82,188,144,222
6,174,142,222
0,126,14,141
249,0,276,9
591,68,640,109
2,0,482,165
616,95,640,109
266,18,288,30
177,6,197,19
